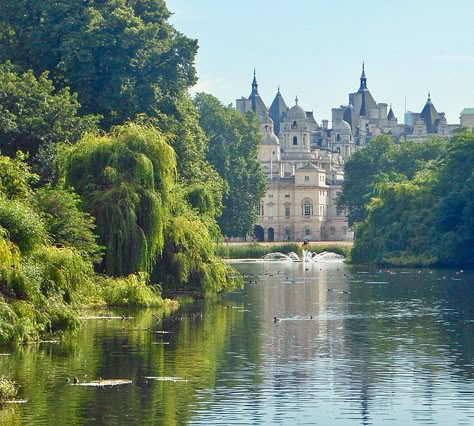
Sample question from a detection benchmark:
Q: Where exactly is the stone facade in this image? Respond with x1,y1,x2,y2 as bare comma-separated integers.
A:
460,108,474,129
236,66,463,242
239,77,353,242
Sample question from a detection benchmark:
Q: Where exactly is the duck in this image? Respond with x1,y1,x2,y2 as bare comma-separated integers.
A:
273,317,281,323
73,377,80,384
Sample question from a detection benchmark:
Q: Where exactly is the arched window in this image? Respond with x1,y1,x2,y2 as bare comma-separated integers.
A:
336,134,340,142
293,136,298,145
302,199,312,217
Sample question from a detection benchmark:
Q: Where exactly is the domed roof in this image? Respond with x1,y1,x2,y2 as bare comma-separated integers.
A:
333,119,352,133
287,97,307,121
262,131,279,146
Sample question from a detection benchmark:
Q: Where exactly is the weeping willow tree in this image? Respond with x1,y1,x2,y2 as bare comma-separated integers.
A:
155,211,242,294
60,123,176,276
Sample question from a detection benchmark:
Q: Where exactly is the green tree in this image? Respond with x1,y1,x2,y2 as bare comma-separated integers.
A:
194,93,267,237
338,135,397,226
0,62,99,179
433,131,474,266
0,152,38,200
35,186,103,263
0,0,197,128
60,123,176,276
148,95,226,220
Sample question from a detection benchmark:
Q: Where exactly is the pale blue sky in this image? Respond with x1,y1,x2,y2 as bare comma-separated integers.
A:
167,0,474,124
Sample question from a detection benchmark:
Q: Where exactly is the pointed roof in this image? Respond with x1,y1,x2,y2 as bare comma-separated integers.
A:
420,93,439,133
248,70,267,118
356,63,377,117
269,86,288,135
387,104,396,120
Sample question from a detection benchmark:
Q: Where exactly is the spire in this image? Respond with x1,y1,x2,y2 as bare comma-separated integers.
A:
427,92,431,103
251,68,258,94
295,96,299,105
359,62,367,91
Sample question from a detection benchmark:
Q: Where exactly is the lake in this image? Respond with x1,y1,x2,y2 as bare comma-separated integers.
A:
1,259,473,425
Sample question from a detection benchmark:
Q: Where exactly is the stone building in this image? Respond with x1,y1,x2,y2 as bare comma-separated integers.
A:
238,75,352,242
329,64,401,146
404,94,458,141
460,108,474,129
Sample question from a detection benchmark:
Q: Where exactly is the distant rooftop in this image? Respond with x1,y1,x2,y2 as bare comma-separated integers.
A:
460,108,474,115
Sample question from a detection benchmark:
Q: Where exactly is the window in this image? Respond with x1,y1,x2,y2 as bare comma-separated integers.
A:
342,227,347,236
305,228,311,236
303,200,312,217
285,194,290,198
268,194,273,198
256,203,264,216
293,136,298,145
305,176,309,182
336,134,340,142
285,207,290,218
330,227,336,236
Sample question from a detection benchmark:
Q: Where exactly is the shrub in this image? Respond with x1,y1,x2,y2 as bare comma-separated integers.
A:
96,273,167,308
0,198,47,255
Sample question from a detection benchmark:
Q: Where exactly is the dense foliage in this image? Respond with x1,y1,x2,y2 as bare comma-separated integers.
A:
61,123,176,276
0,0,254,344
0,62,99,179
344,132,474,267
61,123,241,292
194,93,267,237
0,0,197,128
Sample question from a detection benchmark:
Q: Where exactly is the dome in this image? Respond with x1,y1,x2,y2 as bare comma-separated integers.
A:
262,131,279,146
333,119,352,133
286,97,307,121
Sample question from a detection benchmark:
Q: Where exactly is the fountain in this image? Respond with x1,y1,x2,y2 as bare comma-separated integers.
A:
261,250,344,262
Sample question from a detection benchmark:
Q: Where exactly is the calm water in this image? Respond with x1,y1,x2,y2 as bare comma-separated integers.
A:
1,261,473,425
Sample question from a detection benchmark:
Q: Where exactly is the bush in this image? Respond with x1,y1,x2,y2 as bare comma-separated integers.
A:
96,273,168,308
0,198,47,255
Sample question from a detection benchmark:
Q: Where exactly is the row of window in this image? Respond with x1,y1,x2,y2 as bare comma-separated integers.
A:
257,200,332,217
267,227,348,237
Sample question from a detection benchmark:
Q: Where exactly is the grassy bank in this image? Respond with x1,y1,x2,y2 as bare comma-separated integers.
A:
216,242,352,259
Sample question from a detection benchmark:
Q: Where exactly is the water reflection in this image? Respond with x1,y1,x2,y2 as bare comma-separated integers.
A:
0,262,473,425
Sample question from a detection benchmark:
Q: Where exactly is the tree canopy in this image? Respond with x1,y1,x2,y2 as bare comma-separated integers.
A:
60,123,176,276
348,132,474,267
0,62,99,179
0,0,197,128
194,93,267,237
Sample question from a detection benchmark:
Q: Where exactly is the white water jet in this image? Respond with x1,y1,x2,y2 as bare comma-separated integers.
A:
261,250,344,262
